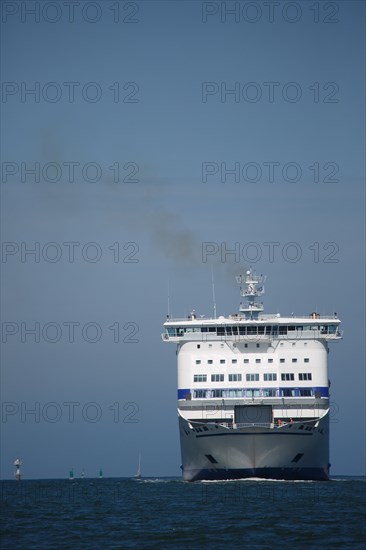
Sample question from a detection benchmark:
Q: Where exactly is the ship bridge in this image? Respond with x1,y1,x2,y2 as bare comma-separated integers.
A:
162,268,342,343
162,315,342,343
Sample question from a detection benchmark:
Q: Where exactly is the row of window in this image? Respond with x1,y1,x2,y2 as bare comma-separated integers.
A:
193,373,312,383
195,358,310,365
192,388,314,398
168,324,338,337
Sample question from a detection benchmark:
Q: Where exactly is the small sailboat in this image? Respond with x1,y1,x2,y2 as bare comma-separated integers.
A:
133,453,141,480
69,468,75,481
99,468,103,479
80,468,85,479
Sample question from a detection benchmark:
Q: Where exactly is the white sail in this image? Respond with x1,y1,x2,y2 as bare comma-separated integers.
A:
133,453,141,479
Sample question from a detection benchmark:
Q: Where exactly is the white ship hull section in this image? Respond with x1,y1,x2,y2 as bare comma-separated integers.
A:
179,411,330,481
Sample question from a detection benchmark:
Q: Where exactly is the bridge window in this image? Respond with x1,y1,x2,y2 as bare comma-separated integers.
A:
226,389,243,398
211,374,224,382
194,374,207,382
268,358,273,363
299,389,312,396
232,359,237,364
244,359,249,364
212,390,223,398
299,373,312,381
264,373,277,381
292,358,297,363
207,359,213,365
263,388,277,397
280,358,285,363
304,358,309,363
195,360,201,365
281,373,294,381
255,358,261,364
229,374,242,382
282,388,296,397
246,373,259,382
194,390,207,398
246,389,260,397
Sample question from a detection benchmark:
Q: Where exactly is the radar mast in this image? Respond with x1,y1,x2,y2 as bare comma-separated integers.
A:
236,268,266,320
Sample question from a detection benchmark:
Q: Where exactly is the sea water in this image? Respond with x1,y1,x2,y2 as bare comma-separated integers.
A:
1,477,365,549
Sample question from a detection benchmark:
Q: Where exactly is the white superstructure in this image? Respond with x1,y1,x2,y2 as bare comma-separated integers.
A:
162,269,342,481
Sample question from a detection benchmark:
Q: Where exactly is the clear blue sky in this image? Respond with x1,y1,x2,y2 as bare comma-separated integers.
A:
1,0,365,478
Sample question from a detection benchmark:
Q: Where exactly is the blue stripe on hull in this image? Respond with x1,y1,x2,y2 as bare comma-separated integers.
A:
178,387,329,399
185,467,329,482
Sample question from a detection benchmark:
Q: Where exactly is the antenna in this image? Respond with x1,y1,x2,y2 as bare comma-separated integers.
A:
211,265,217,319
167,279,170,318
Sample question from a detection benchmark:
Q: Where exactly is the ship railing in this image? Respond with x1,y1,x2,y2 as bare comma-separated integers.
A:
232,422,274,429
164,314,340,322
326,330,343,338
161,331,342,342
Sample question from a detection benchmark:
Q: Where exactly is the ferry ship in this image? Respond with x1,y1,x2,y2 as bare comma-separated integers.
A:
162,269,342,481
